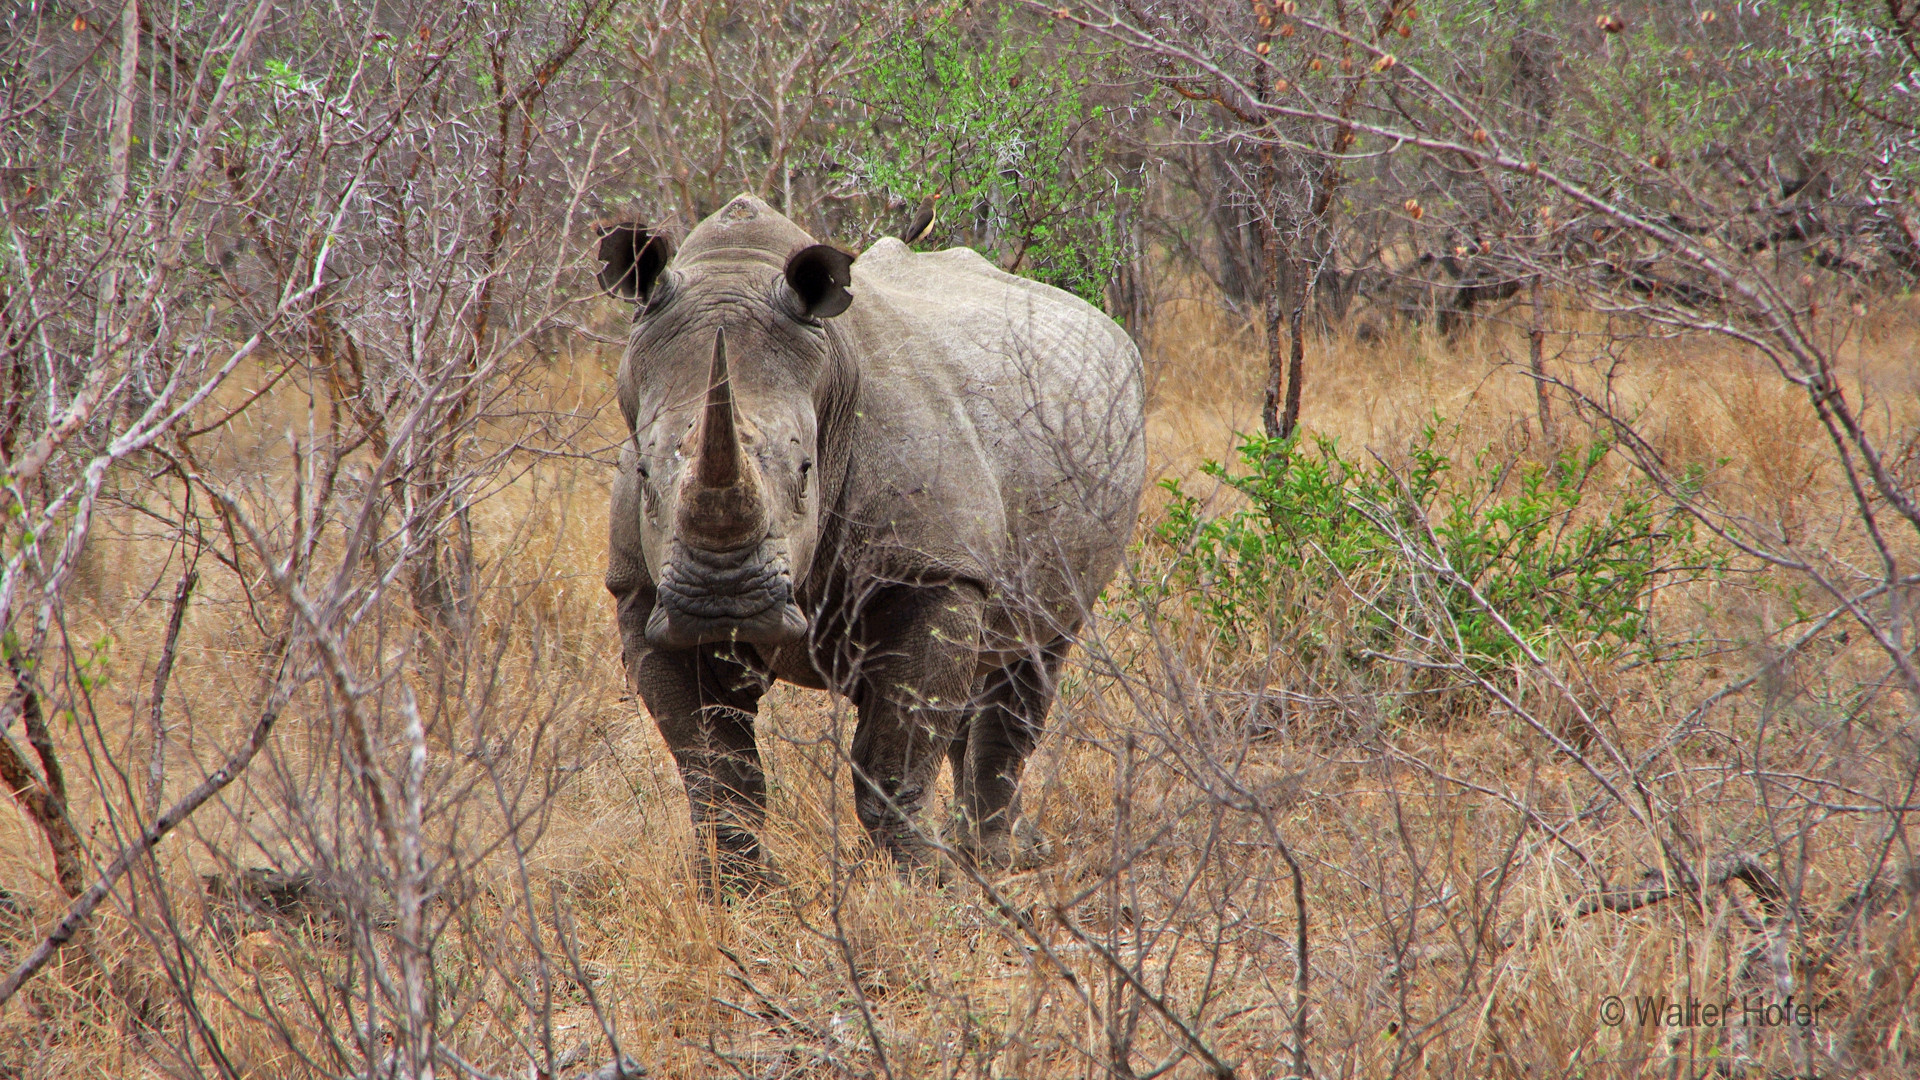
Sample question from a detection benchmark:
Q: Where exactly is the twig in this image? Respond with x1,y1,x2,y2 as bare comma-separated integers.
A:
1050,904,1240,1079
714,944,853,1056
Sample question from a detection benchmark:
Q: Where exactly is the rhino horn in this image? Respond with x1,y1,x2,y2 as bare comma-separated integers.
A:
696,327,746,487
681,327,767,548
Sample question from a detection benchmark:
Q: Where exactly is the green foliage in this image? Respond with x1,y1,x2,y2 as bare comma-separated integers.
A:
846,11,1133,308
261,57,311,93
1150,424,1724,672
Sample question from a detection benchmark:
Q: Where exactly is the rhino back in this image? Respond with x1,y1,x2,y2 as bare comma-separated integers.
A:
828,239,1145,644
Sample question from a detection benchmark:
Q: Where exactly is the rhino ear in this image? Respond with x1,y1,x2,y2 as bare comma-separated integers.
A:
783,244,854,319
596,223,674,301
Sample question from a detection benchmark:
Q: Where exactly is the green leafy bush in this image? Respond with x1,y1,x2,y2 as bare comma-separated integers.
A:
846,10,1133,308
1149,424,1724,671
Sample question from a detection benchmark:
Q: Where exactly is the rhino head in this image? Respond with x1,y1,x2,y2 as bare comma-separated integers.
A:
597,197,854,650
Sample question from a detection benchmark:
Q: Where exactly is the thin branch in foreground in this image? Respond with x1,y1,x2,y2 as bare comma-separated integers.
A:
1277,836,1313,1080
146,566,197,814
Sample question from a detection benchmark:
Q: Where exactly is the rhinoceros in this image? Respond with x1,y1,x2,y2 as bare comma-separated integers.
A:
597,195,1144,888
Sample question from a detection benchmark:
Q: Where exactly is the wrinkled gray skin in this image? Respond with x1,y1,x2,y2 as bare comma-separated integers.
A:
600,195,1144,890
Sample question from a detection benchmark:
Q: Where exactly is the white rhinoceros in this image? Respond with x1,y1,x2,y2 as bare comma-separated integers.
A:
599,195,1144,889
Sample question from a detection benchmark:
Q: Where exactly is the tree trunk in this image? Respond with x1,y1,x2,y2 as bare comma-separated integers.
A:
1281,303,1305,441
1261,205,1286,441
2,671,87,897
1529,273,1552,440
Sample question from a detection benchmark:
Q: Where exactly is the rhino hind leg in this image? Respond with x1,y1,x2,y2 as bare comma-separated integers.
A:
845,583,985,877
635,645,772,898
949,638,1069,871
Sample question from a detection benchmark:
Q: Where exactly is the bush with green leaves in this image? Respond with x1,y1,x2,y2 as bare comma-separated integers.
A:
1148,424,1724,673
845,10,1134,308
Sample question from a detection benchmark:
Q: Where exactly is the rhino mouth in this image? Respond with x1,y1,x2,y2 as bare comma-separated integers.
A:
646,538,808,649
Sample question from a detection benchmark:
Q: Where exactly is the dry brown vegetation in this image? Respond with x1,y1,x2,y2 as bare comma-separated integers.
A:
5,286,1918,1077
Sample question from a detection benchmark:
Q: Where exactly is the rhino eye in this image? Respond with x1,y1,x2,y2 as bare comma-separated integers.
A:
638,462,660,518
797,459,812,500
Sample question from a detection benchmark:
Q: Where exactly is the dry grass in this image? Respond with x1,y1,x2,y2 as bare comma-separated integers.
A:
4,288,1920,1078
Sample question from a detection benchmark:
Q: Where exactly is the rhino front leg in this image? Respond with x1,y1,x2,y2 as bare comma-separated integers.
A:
846,583,984,873
634,646,771,896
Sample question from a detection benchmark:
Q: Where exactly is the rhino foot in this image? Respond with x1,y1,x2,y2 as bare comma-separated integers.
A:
694,825,782,902
948,815,1053,873
869,824,952,888
701,852,785,903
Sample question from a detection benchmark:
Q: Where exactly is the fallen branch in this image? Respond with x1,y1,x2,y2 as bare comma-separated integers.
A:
567,1056,648,1080
0,644,295,1012
1571,852,1785,922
